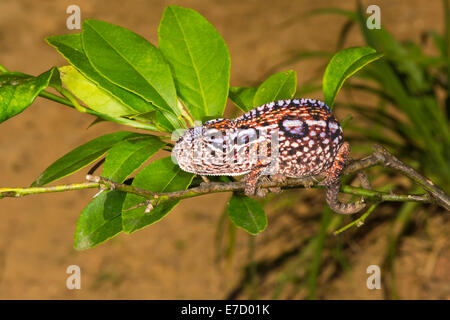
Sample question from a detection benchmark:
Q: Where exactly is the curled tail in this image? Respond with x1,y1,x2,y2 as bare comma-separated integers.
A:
325,181,366,214
321,142,368,214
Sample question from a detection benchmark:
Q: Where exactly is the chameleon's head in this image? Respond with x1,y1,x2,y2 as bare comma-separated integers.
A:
172,118,234,175
172,125,204,173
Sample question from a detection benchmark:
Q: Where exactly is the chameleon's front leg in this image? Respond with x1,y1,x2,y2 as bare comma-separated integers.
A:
320,142,366,214
244,163,268,196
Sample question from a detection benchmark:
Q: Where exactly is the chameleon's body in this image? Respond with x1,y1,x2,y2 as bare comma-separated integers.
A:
173,99,365,214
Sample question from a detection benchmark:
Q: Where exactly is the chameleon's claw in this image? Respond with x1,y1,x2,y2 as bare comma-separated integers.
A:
255,187,268,198
303,176,318,188
270,174,286,184
268,187,282,194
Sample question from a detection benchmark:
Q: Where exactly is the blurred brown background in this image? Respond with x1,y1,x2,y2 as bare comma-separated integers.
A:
0,0,448,299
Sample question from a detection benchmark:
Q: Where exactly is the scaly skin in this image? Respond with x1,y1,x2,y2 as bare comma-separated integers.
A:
173,99,366,214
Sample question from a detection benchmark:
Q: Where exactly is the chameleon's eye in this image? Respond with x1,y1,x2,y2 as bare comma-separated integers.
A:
237,128,257,145
204,128,224,150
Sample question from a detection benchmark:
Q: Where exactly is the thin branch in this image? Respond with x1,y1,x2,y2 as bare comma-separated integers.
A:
371,144,450,210
334,202,380,235
0,182,99,198
1,145,449,212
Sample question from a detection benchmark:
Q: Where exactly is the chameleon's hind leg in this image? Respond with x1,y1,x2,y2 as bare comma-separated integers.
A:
319,142,366,214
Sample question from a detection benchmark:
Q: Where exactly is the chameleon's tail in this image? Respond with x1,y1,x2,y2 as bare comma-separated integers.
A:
325,181,366,214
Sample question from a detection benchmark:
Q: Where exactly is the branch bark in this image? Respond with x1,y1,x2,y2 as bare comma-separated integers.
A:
1,144,449,212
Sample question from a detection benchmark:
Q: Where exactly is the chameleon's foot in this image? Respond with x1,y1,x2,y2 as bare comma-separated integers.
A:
303,176,318,188
247,175,283,197
270,174,286,184
255,187,269,198
268,187,282,194
266,174,284,193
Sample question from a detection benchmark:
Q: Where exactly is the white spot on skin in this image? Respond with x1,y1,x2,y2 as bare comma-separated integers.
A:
291,142,298,148
303,137,309,141
310,131,316,136
320,132,326,138
323,139,329,144
283,119,302,127
305,120,327,127
329,122,339,130
293,99,300,104
333,137,339,144
277,100,284,106
308,140,314,147
303,147,309,152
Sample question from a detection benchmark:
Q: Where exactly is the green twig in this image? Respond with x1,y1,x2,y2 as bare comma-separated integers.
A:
1,145,448,216
39,90,75,107
0,182,99,198
333,202,379,235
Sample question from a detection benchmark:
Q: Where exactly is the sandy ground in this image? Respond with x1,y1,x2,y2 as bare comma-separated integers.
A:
0,0,448,299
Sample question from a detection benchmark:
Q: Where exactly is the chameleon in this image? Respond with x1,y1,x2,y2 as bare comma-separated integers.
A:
172,98,366,214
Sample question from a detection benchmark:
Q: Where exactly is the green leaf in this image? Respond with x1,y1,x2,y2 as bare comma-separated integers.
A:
46,34,155,114
59,65,136,116
322,46,383,108
130,109,178,133
32,131,148,186
82,20,180,121
0,67,59,123
158,5,231,120
253,70,297,107
102,136,165,183
227,194,267,235
74,190,126,250
122,157,194,233
229,86,257,112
